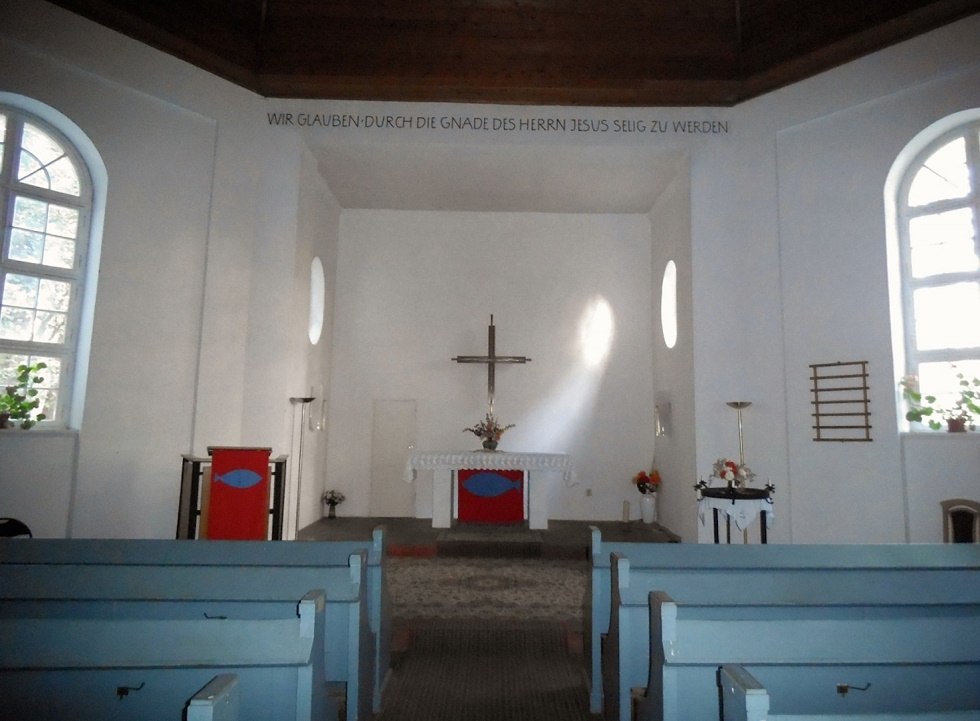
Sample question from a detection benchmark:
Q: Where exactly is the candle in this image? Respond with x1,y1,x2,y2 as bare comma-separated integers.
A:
623,500,630,522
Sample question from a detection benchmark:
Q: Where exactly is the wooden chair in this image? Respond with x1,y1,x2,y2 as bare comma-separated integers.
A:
942,499,980,543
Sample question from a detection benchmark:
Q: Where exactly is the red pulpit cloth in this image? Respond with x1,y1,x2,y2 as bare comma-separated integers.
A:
457,469,524,524
205,447,271,539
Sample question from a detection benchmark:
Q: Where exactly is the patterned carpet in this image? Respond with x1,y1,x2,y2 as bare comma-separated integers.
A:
380,556,598,721
388,556,587,625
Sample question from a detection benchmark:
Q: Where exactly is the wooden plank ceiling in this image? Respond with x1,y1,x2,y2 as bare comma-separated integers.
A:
47,0,980,106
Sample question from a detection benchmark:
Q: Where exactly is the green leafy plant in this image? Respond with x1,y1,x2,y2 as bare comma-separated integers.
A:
900,372,980,431
0,361,48,429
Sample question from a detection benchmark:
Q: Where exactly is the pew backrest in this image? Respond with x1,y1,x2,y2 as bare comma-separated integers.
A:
0,546,373,721
0,591,328,721
640,592,980,721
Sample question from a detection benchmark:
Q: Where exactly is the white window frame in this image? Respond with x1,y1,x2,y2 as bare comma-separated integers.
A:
0,104,94,428
895,117,980,427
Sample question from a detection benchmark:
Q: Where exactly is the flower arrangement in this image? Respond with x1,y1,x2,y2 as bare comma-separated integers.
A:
900,372,979,432
713,458,755,487
322,490,345,518
464,413,515,450
633,469,662,494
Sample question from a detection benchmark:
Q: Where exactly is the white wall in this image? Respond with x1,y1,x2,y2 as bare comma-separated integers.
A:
0,0,337,537
325,211,657,520
2,0,978,541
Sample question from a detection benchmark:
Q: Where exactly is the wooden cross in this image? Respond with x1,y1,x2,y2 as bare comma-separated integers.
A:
452,315,531,414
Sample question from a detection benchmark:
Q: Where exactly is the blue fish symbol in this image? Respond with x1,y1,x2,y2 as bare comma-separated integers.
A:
462,472,522,498
215,468,263,489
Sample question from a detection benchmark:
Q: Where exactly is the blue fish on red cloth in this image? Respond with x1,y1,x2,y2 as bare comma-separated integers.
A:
462,472,522,498
215,468,263,489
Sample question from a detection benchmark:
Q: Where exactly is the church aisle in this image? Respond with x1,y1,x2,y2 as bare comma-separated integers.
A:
378,620,598,721
378,554,599,720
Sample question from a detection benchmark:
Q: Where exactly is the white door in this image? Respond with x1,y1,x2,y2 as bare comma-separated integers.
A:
369,399,417,517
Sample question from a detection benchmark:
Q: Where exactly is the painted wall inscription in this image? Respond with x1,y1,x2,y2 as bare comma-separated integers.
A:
267,111,729,135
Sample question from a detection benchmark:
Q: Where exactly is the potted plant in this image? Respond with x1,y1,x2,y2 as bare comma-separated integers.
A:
900,372,980,432
0,361,48,429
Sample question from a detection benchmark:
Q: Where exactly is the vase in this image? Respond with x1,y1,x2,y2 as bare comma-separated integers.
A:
640,493,656,524
482,439,498,451
327,505,337,519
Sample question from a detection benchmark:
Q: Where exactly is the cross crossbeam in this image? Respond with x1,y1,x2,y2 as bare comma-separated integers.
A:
452,315,530,414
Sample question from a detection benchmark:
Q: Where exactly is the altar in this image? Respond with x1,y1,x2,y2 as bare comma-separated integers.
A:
404,451,573,529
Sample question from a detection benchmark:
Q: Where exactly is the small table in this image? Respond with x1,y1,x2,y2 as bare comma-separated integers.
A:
698,486,774,544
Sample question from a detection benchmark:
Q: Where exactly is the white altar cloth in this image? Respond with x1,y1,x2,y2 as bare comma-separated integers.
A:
698,496,774,531
404,451,573,529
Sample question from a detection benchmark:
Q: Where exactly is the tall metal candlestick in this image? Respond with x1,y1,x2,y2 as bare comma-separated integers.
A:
726,401,751,466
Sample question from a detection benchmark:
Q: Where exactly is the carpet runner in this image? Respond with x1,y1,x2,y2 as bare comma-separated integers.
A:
378,620,596,721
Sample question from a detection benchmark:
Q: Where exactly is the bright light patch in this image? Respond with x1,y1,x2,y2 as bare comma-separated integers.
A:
661,260,678,349
579,297,614,368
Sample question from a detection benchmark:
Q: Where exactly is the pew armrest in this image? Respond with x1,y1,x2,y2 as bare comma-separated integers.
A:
718,665,769,721
187,674,241,721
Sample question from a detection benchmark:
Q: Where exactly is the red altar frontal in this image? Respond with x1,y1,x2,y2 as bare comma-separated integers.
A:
457,469,525,524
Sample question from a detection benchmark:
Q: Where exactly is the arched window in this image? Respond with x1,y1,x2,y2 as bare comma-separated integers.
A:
894,116,980,427
0,104,94,427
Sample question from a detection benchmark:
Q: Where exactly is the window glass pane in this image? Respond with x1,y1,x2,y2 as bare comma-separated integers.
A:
10,197,79,270
907,137,970,207
0,307,33,341
12,195,47,232
2,273,39,307
0,353,60,423
18,122,81,196
34,310,68,344
42,236,76,269
47,204,79,239
38,278,71,312
8,229,44,264
918,360,980,413
913,283,980,350
908,207,979,278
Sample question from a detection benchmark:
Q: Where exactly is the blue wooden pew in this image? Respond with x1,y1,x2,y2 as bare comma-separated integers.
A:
597,543,980,721
0,540,377,721
0,527,390,712
718,664,980,721
0,591,328,721
637,592,980,721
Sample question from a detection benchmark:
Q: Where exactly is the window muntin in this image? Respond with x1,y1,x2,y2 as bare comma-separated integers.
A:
898,120,980,422
0,107,91,426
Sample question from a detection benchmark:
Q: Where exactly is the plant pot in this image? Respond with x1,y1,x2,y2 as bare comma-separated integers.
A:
482,439,498,451
947,417,968,433
640,494,656,524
